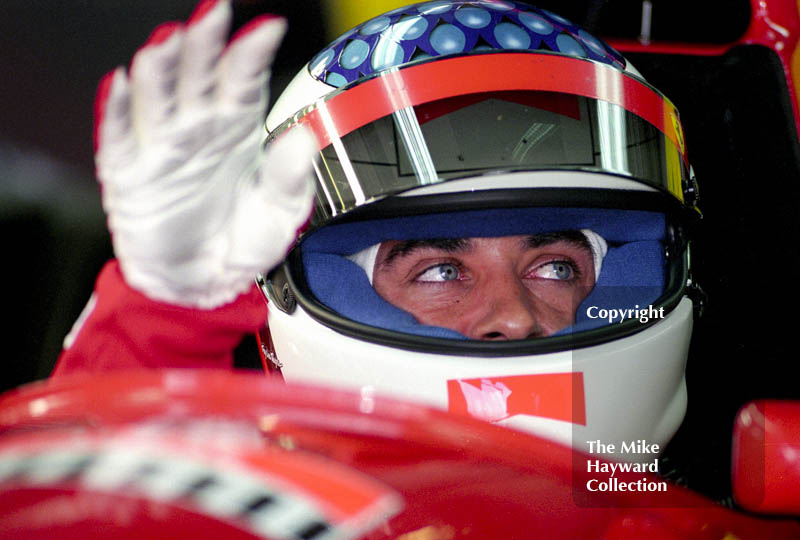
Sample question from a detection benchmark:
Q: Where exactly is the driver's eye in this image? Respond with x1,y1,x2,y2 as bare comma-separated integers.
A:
417,263,461,282
534,261,574,280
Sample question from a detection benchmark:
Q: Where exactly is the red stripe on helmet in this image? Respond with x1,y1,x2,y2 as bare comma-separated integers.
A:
295,53,683,161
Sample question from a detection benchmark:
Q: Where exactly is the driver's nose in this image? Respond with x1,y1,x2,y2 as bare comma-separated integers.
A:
464,272,543,341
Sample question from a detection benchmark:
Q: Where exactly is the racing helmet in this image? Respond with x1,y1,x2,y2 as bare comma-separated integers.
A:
259,0,703,459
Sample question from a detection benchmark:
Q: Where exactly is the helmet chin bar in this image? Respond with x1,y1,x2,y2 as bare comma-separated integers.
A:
266,291,695,458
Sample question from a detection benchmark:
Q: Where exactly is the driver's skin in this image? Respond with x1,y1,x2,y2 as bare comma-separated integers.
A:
372,231,596,340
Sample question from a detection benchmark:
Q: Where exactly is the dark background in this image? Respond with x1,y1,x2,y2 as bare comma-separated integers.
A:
2,0,798,503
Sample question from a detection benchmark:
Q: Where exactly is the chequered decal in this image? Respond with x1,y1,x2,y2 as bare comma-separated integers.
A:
0,444,379,540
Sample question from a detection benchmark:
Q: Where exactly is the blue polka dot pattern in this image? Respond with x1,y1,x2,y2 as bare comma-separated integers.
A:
518,11,553,34
372,35,406,70
340,39,370,69
578,29,608,56
555,33,586,58
454,6,491,28
359,16,392,35
430,24,467,54
312,0,626,88
479,0,514,10
309,48,335,78
325,72,348,87
391,15,429,40
494,21,531,49
419,1,453,14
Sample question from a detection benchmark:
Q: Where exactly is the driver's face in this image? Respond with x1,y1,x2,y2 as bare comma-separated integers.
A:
372,232,596,340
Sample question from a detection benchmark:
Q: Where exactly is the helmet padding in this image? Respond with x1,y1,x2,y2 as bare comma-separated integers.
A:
300,207,665,339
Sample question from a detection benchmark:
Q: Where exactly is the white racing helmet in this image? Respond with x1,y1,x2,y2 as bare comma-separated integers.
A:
259,0,704,459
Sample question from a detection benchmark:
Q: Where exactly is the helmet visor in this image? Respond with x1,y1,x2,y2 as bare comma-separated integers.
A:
312,91,687,221
269,53,690,224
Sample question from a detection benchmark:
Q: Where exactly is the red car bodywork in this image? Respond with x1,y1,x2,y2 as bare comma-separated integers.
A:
2,0,799,537
0,370,798,540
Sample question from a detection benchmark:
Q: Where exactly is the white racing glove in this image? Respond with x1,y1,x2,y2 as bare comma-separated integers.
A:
95,0,317,309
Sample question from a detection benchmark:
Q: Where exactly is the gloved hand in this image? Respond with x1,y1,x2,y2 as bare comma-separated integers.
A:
94,0,317,309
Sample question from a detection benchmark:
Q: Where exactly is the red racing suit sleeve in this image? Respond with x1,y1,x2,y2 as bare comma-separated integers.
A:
52,260,268,376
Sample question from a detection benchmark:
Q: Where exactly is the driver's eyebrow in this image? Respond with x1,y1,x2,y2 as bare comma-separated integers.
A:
381,231,592,267
383,238,471,266
524,231,592,252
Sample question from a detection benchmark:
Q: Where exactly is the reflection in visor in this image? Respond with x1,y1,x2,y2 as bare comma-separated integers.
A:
313,91,687,221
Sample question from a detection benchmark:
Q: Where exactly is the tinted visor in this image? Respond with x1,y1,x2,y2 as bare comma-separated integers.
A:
268,53,690,225
313,90,687,221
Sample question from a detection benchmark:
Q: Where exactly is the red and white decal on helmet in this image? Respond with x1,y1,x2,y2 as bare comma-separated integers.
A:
447,372,586,425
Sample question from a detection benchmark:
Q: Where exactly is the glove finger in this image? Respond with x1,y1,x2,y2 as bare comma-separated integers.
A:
129,22,185,140
217,16,287,110
261,125,318,201
229,126,318,269
94,67,147,186
94,67,133,157
178,0,231,112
